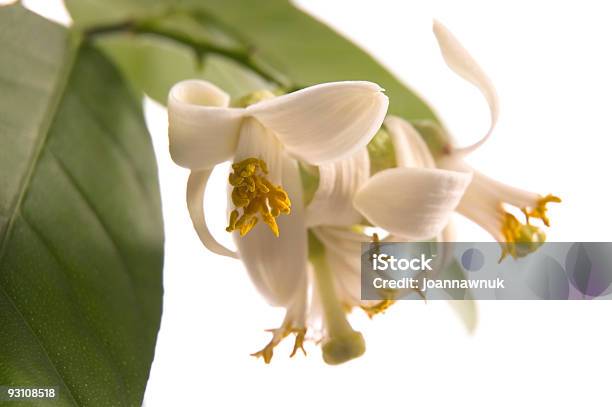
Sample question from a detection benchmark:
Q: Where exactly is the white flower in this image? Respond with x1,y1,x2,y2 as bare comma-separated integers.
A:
300,116,471,362
308,124,472,241
166,19,561,365
431,20,560,260
168,79,388,363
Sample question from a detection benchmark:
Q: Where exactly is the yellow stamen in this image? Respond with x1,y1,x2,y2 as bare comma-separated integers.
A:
226,210,239,232
251,327,307,364
341,302,354,313
289,328,307,358
499,212,546,261
523,194,561,227
372,232,380,247
226,157,291,237
369,232,411,302
360,299,396,318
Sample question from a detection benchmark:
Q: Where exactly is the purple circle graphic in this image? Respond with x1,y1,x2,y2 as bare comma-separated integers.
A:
565,243,612,298
461,248,485,271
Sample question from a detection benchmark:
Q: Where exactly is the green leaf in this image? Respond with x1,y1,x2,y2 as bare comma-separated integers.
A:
187,0,437,119
66,0,438,121
64,0,170,28
0,5,163,406
94,33,272,104
94,34,200,104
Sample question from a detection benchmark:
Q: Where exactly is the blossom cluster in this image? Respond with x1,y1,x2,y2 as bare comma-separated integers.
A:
167,21,559,364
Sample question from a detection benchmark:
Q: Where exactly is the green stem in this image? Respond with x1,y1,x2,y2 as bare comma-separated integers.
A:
83,16,291,89
83,20,135,37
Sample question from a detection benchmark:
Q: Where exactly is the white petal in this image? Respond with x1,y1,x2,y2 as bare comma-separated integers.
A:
442,159,538,243
284,275,309,327
457,195,505,243
231,120,307,306
168,80,244,169
313,227,364,306
248,81,388,164
385,116,435,168
186,170,238,259
438,155,540,209
433,20,499,154
306,149,370,227
432,221,456,279
233,117,283,181
354,167,472,240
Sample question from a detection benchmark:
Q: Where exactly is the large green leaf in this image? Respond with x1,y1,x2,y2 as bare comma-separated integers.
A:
64,0,169,27
94,33,272,104
0,5,163,406
66,0,438,120
188,0,437,119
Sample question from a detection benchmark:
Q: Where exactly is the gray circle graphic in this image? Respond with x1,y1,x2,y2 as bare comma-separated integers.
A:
565,243,612,298
461,248,485,271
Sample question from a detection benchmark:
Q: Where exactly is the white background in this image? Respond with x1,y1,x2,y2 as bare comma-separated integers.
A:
8,0,612,406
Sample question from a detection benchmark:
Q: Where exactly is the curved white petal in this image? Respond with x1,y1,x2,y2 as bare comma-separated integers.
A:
248,81,388,164
168,80,244,169
385,116,435,169
306,149,370,227
354,167,472,240
441,158,542,244
438,155,540,210
186,170,238,259
231,119,307,306
284,274,309,327
432,221,456,280
313,227,364,306
440,221,456,242
433,20,499,154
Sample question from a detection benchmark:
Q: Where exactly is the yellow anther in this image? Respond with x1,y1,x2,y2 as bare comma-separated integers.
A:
234,212,249,229
523,194,561,227
360,299,396,318
228,173,243,186
500,212,546,261
270,200,289,215
289,328,307,358
231,189,250,208
239,216,258,236
232,157,260,170
225,210,239,233
261,212,280,237
226,157,291,237
368,233,406,300
341,302,354,314
252,327,307,364
254,178,269,193
260,160,269,173
371,232,380,257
